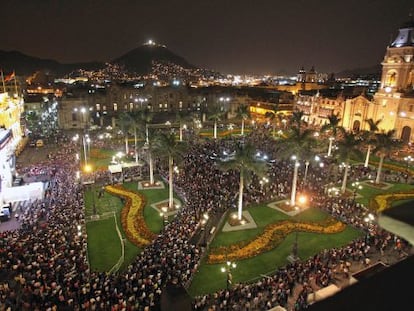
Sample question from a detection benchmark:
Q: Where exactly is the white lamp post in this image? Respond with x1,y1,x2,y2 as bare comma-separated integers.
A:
221,261,237,290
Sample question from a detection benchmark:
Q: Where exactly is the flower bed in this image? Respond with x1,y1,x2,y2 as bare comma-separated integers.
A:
207,218,346,264
371,192,414,213
105,185,156,247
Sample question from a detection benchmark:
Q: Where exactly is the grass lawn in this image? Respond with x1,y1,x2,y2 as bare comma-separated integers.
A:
354,181,414,207
85,179,178,272
86,217,122,272
188,205,362,297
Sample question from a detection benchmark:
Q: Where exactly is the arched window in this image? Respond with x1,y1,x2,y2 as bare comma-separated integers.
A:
352,120,360,132
386,71,397,87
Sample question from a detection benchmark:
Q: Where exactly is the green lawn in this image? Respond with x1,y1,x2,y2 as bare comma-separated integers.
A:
354,181,414,207
188,205,362,296
86,216,123,272
85,179,178,272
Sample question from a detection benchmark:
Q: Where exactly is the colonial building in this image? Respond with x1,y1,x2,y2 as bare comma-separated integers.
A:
296,17,414,144
0,91,25,205
56,83,283,130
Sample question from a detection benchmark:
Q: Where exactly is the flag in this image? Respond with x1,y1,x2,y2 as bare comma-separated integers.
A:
4,71,15,82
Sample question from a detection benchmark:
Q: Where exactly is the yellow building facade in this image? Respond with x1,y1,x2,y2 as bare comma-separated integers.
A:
297,18,414,144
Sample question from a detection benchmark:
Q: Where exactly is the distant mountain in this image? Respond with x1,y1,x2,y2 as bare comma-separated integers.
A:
0,50,103,76
336,64,381,79
0,43,195,77
111,43,195,74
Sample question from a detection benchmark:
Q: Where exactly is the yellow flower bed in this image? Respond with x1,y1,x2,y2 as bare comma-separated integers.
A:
208,218,346,264
372,192,414,213
105,185,156,247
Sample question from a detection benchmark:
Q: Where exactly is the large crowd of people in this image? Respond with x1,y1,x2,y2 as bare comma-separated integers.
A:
0,128,411,311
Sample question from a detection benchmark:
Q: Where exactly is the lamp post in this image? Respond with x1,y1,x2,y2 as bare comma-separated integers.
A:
221,261,236,290
290,194,307,262
160,206,168,229
290,155,300,206
351,181,363,203
82,135,88,166
404,155,413,182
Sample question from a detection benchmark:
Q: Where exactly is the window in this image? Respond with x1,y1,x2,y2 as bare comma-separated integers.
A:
96,104,100,111
113,103,117,111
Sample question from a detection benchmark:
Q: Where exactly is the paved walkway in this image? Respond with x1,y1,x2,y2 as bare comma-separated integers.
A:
0,201,28,232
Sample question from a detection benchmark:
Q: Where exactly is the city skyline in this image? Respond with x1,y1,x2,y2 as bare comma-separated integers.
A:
0,0,413,75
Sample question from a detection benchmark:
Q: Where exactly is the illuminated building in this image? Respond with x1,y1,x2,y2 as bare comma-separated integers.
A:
0,91,25,205
296,17,414,143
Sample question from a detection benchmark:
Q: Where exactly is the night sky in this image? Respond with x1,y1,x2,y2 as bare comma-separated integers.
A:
1,0,413,75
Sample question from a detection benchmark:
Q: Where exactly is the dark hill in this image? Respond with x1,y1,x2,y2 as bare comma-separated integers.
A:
0,50,103,76
111,44,195,74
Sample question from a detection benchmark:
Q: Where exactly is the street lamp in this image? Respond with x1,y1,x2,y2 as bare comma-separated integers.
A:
160,206,168,229
404,155,413,168
221,261,236,290
404,155,413,182
290,194,307,262
351,181,363,203
364,213,375,225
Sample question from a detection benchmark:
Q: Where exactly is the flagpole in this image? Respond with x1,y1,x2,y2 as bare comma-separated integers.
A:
0,70,5,93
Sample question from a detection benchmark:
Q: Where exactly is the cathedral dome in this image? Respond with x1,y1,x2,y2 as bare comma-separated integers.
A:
390,17,414,47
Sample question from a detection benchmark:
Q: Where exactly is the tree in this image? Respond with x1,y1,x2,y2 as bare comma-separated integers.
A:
117,112,133,155
321,112,344,157
176,111,191,141
208,104,227,139
217,142,267,220
363,118,382,168
372,130,402,184
153,132,188,209
138,108,154,144
282,127,317,205
122,111,142,164
235,104,251,136
264,104,280,137
290,110,307,133
335,131,363,193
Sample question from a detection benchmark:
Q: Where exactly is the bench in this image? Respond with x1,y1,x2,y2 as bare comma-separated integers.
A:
209,226,216,234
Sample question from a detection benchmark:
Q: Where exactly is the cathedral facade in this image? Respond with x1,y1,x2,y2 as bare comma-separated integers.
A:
297,18,414,144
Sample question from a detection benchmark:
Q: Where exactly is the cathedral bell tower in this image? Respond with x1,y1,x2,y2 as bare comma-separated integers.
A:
379,17,414,93
373,15,414,143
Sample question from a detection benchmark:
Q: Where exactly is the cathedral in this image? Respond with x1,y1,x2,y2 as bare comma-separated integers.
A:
297,17,414,144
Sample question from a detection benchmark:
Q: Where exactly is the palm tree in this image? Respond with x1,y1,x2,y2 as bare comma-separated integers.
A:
117,112,132,155
372,130,402,184
363,118,382,168
335,131,363,193
217,142,267,220
321,112,344,157
153,132,187,209
208,104,227,139
138,108,154,144
264,104,280,137
235,104,251,136
283,127,317,205
121,111,142,164
145,128,158,185
291,110,307,133
176,111,190,141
